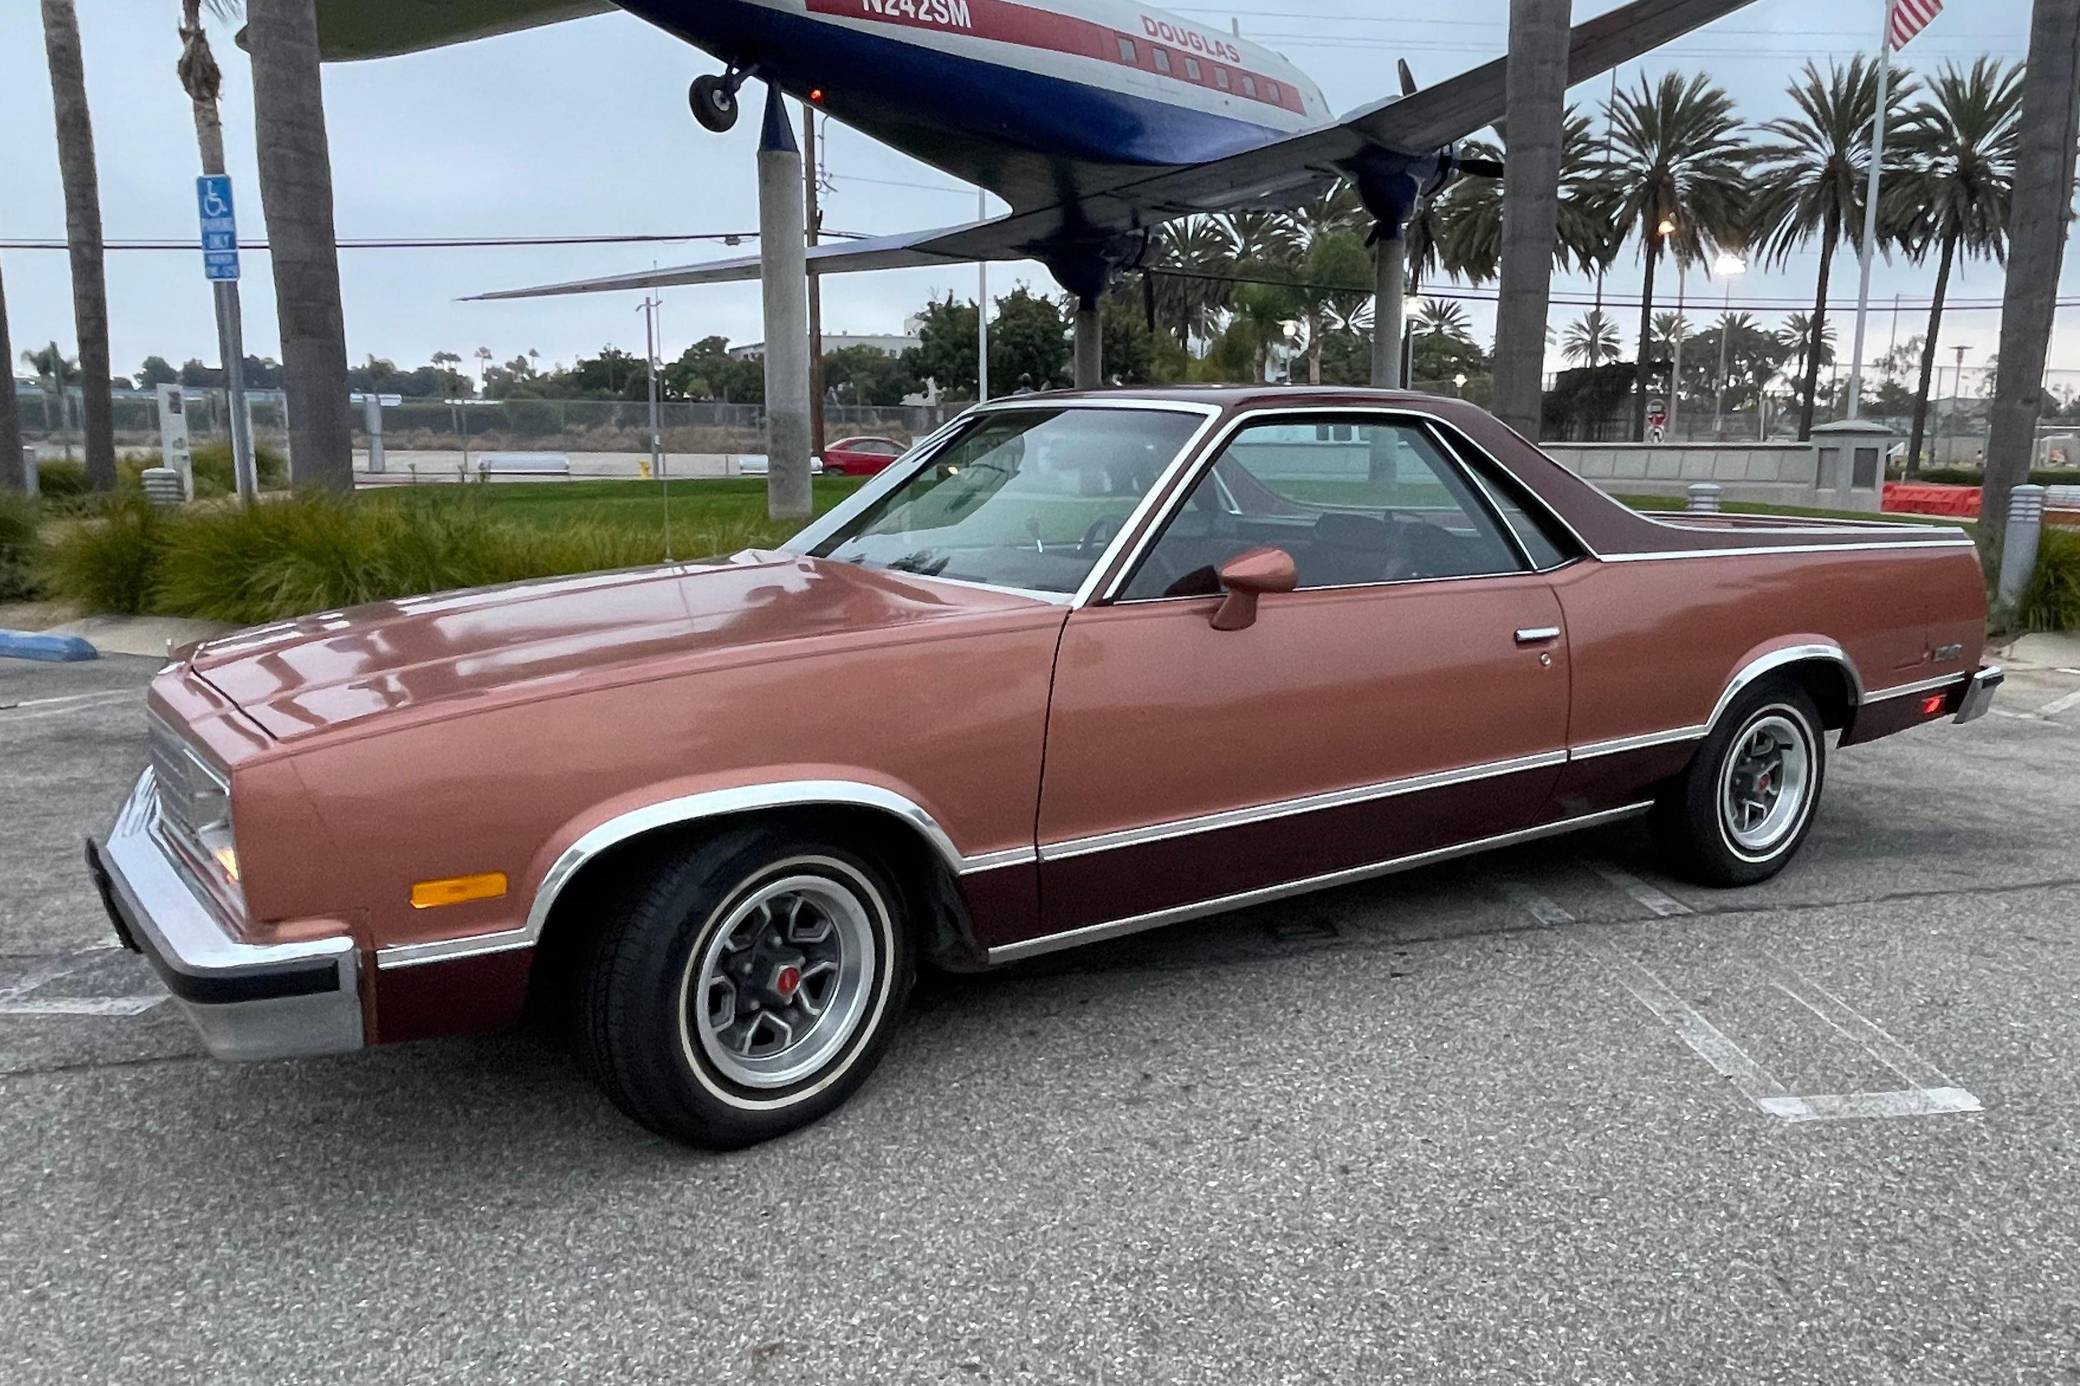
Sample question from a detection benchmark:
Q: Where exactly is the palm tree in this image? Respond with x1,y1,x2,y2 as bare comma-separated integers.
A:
1149,216,1233,348
1222,210,1301,268
1439,114,1620,282
1414,299,1475,344
1284,185,1371,384
1775,312,1837,382
40,0,116,490
245,0,354,491
1747,58,1907,440
1605,73,1749,440
21,344,79,431
1562,311,1623,366
1884,58,2024,477
0,260,21,491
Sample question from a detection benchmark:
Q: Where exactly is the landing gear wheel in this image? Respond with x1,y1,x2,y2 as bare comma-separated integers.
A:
689,74,740,133
578,827,912,1148
1653,679,1826,888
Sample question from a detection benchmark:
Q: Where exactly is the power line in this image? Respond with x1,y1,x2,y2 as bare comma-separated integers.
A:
0,230,873,252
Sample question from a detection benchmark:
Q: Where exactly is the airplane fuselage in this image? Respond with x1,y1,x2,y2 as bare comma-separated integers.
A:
618,0,1334,209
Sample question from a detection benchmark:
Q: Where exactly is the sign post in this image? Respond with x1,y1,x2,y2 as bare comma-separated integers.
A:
196,175,259,504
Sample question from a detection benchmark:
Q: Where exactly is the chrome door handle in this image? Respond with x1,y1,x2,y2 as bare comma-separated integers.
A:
1515,627,1562,646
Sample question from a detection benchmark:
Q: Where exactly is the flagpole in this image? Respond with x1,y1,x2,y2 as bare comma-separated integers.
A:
1845,0,1894,421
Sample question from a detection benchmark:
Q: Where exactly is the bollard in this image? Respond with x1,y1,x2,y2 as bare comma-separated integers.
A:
1996,484,2046,610
20,447,37,499
140,466,185,510
1687,483,1723,513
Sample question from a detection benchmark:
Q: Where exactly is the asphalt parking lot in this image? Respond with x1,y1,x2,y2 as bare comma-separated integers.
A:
5,653,2080,1384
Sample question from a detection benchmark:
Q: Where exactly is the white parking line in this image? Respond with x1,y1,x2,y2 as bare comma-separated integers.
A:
0,689,136,721
2038,688,2080,718
1495,879,1575,928
1591,864,1693,918
0,996,165,1018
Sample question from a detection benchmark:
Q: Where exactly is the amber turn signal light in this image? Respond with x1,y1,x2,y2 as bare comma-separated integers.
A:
410,872,509,910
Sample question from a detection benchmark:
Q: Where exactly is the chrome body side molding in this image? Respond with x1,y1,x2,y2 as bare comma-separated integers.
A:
1570,726,1710,761
376,780,1010,971
989,803,1656,965
1037,750,1570,863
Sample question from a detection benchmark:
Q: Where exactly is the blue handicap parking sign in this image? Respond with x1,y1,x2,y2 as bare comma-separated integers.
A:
196,175,239,281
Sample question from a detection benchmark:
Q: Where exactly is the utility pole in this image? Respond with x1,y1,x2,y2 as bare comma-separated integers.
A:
756,85,813,521
804,102,827,463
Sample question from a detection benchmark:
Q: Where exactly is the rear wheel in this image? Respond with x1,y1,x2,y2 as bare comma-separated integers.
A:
1653,680,1826,887
578,827,912,1148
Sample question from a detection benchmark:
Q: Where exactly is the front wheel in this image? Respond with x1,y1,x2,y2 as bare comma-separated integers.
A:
1653,680,1827,887
688,74,740,133
578,827,912,1148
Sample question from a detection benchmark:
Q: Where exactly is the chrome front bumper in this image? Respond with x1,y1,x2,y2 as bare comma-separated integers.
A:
1954,665,2004,725
86,770,364,1061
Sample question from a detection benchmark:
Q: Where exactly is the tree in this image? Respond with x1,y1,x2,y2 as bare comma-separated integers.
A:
1982,0,2079,575
1605,73,1749,440
990,287,1071,389
430,350,467,398
1747,58,1906,440
903,295,983,399
246,0,353,490
1562,311,1623,366
1283,185,1372,384
1884,58,2023,477
1488,0,1573,437
1148,216,1233,347
41,0,116,490
1440,115,1618,285
821,344,921,405
21,343,78,430
138,355,180,388
1775,312,1836,383
0,257,19,492
1413,299,1475,344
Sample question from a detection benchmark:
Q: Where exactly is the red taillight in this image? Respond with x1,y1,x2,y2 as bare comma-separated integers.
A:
1921,695,1946,716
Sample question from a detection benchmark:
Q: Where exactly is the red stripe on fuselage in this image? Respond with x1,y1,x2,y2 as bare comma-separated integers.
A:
802,0,1307,116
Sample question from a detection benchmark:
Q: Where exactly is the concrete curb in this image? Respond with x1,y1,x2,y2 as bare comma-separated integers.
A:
0,629,99,663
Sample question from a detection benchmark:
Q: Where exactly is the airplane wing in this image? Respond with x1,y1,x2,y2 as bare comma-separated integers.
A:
467,0,1759,299
464,222,1007,300
316,0,615,61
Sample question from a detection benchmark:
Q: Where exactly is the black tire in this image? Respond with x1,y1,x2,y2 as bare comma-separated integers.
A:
577,827,912,1148
1653,679,1827,888
688,74,739,133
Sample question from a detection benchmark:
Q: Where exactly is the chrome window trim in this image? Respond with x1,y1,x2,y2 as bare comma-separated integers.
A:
1096,404,1589,604
1038,749,1570,862
375,780,1014,972
988,802,1656,964
778,400,1225,611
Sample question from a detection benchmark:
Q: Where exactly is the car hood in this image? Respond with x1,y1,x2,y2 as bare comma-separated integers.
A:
186,552,1057,742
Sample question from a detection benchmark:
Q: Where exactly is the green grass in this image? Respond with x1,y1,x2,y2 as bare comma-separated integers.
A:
2019,527,2080,634
0,489,44,601
1615,494,1974,527
436,475,866,547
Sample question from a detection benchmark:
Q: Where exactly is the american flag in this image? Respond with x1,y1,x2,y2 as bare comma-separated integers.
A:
1889,0,1944,49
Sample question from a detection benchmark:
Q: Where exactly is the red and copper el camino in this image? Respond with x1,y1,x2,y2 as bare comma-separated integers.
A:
86,388,2002,1147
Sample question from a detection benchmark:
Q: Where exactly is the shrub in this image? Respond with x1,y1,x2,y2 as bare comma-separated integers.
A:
2019,526,2080,633
0,491,43,601
40,495,166,614
31,458,89,498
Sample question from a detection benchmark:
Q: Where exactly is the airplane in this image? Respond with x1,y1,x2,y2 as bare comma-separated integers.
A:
320,0,1759,360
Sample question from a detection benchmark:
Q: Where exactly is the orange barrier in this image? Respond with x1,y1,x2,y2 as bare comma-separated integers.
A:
1883,483,2080,527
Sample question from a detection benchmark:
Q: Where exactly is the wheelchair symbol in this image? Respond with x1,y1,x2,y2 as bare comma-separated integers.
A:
201,187,231,218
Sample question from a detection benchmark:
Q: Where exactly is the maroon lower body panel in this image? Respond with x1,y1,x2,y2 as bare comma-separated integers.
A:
1840,684,1962,747
370,948,534,1044
1036,766,1559,936
959,864,1041,951
1549,740,1699,820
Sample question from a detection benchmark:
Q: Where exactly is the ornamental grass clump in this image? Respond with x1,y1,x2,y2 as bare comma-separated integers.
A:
2018,526,2080,633
40,494,166,614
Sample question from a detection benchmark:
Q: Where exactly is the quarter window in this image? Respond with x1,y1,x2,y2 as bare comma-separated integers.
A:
1119,418,1530,600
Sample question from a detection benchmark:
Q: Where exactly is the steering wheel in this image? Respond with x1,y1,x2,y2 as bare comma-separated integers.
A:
1079,515,1125,558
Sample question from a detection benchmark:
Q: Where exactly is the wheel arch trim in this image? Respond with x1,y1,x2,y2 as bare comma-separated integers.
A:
1706,642,1864,737
374,780,1020,971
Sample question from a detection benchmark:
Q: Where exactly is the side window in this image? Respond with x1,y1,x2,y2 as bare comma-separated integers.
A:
1120,418,1530,600
1184,56,1202,81
1116,36,1137,64
1213,66,1231,90
1240,74,1258,99
1152,47,1172,75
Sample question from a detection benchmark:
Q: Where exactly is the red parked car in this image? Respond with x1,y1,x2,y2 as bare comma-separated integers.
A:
89,388,2000,1148
819,435,908,475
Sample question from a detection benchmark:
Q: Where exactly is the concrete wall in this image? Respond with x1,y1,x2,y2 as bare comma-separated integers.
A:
1543,441,1883,513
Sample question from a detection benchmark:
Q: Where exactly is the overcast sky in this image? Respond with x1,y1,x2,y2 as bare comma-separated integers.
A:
1,0,2073,388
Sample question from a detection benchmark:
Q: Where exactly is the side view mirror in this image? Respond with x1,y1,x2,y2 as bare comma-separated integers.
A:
1211,547,1298,632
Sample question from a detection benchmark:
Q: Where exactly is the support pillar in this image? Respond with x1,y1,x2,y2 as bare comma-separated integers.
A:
756,86,813,521
1372,229,1407,389
1074,296,1104,390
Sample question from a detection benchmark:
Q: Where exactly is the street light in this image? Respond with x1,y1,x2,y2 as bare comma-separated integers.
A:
1453,372,1469,397
1711,254,1747,438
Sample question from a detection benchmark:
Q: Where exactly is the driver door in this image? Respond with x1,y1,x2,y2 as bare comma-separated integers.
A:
1034,414,1574,937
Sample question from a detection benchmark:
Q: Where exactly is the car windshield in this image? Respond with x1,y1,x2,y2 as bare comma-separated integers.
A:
811,407,1203,594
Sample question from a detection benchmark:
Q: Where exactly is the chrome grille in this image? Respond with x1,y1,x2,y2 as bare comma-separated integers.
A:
147,716,229,871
